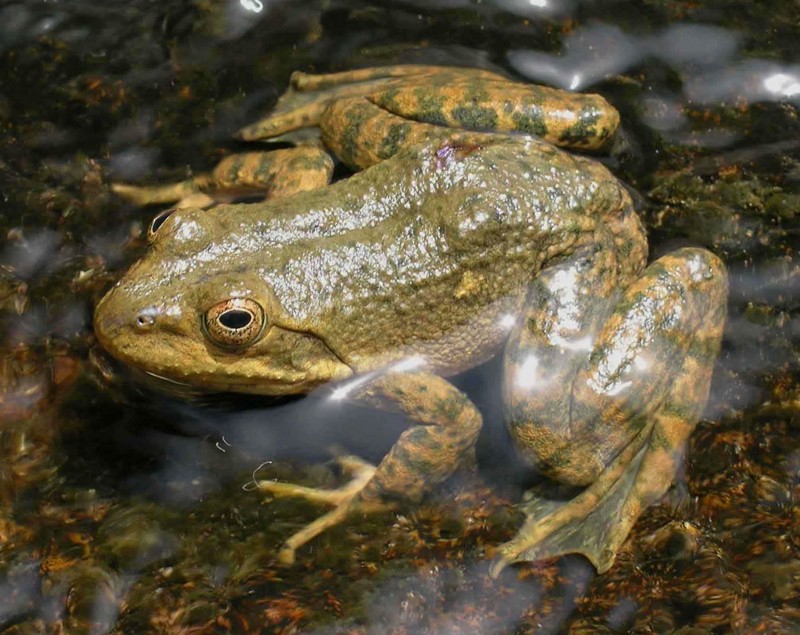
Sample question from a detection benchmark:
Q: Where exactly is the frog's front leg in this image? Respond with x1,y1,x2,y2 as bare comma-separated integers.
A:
112,147,333,208
257,370,482,564
494,245,727,576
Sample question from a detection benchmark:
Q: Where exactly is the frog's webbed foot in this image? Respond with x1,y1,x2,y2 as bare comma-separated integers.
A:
257,455,395,565
491,428,652,577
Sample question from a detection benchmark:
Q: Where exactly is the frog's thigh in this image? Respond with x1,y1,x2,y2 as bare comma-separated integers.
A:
319,96,442,169
511,247,726,486
504,241,622,482
209,148,333,199
570,247,727,475
355,371,482,503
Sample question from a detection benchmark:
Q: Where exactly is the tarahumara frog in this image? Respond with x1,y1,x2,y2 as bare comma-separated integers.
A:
95,66,727,575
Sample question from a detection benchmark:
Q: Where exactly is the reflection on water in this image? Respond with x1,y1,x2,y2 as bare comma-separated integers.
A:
686,59,800,103
509,23,741,90
1,0,799,632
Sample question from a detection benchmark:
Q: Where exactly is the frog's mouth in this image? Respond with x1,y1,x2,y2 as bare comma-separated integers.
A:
136,369,307,404
90,344,207,400
117,355,339,397
92,347,307,409
143,370,195,390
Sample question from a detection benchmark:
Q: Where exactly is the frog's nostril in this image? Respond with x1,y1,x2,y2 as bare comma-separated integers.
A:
135,314,156,331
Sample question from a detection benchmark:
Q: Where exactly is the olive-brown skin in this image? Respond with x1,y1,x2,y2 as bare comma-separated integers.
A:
97,66,728,574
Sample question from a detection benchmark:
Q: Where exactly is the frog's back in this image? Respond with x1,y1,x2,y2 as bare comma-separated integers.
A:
234,135,642,373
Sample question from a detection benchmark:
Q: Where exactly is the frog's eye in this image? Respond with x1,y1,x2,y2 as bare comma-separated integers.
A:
203,298,266,348
148,208,178,241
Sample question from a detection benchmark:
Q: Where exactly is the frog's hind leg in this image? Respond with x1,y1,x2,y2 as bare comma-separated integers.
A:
238,65,508,141
289,65,505,91
112,147,333,208
235,67,439,141
494,247,727,576
257,371,482,565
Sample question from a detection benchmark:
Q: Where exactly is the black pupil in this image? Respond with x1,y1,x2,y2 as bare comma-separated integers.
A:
151,209,175,233
219,309,253,329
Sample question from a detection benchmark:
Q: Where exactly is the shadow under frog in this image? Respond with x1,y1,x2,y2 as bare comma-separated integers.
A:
95,66,728,576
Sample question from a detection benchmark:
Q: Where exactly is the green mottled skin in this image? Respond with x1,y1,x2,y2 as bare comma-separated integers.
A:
97,66,728,574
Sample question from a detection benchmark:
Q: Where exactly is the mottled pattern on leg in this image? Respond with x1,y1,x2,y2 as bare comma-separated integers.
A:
256,369,483,563
568,248,727,476
320,97,437,170
355,371,482,503
505,238,623,479
520,248,725,486
289,66,618,151
496,247,727,574
237,66,496,141
112,149,333,209
210,148,333,198
368,72,619,151
624,250,727,507
247,65,621,169
545,254,725,572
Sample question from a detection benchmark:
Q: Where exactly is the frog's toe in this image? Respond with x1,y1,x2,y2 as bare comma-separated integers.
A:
276,499,354,565
275,494,395,565
111,179,208,207
257,457,396,563
236,102,326,141
256,454,377,505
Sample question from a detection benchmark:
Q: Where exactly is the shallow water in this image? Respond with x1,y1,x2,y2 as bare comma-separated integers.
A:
1,0,798,633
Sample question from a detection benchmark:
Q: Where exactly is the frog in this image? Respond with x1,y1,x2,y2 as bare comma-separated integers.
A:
95,65,728,576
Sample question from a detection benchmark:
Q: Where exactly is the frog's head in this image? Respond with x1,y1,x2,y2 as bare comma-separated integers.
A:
94,207,353,395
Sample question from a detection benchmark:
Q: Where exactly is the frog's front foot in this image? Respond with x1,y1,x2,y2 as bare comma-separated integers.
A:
257,371,482,564
257,455,395,564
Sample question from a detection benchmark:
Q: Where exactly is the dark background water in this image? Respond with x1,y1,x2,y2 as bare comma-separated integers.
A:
1,0,798,633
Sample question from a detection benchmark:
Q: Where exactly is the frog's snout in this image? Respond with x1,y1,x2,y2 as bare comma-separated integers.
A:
94,291,123,346
94,282,164,354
